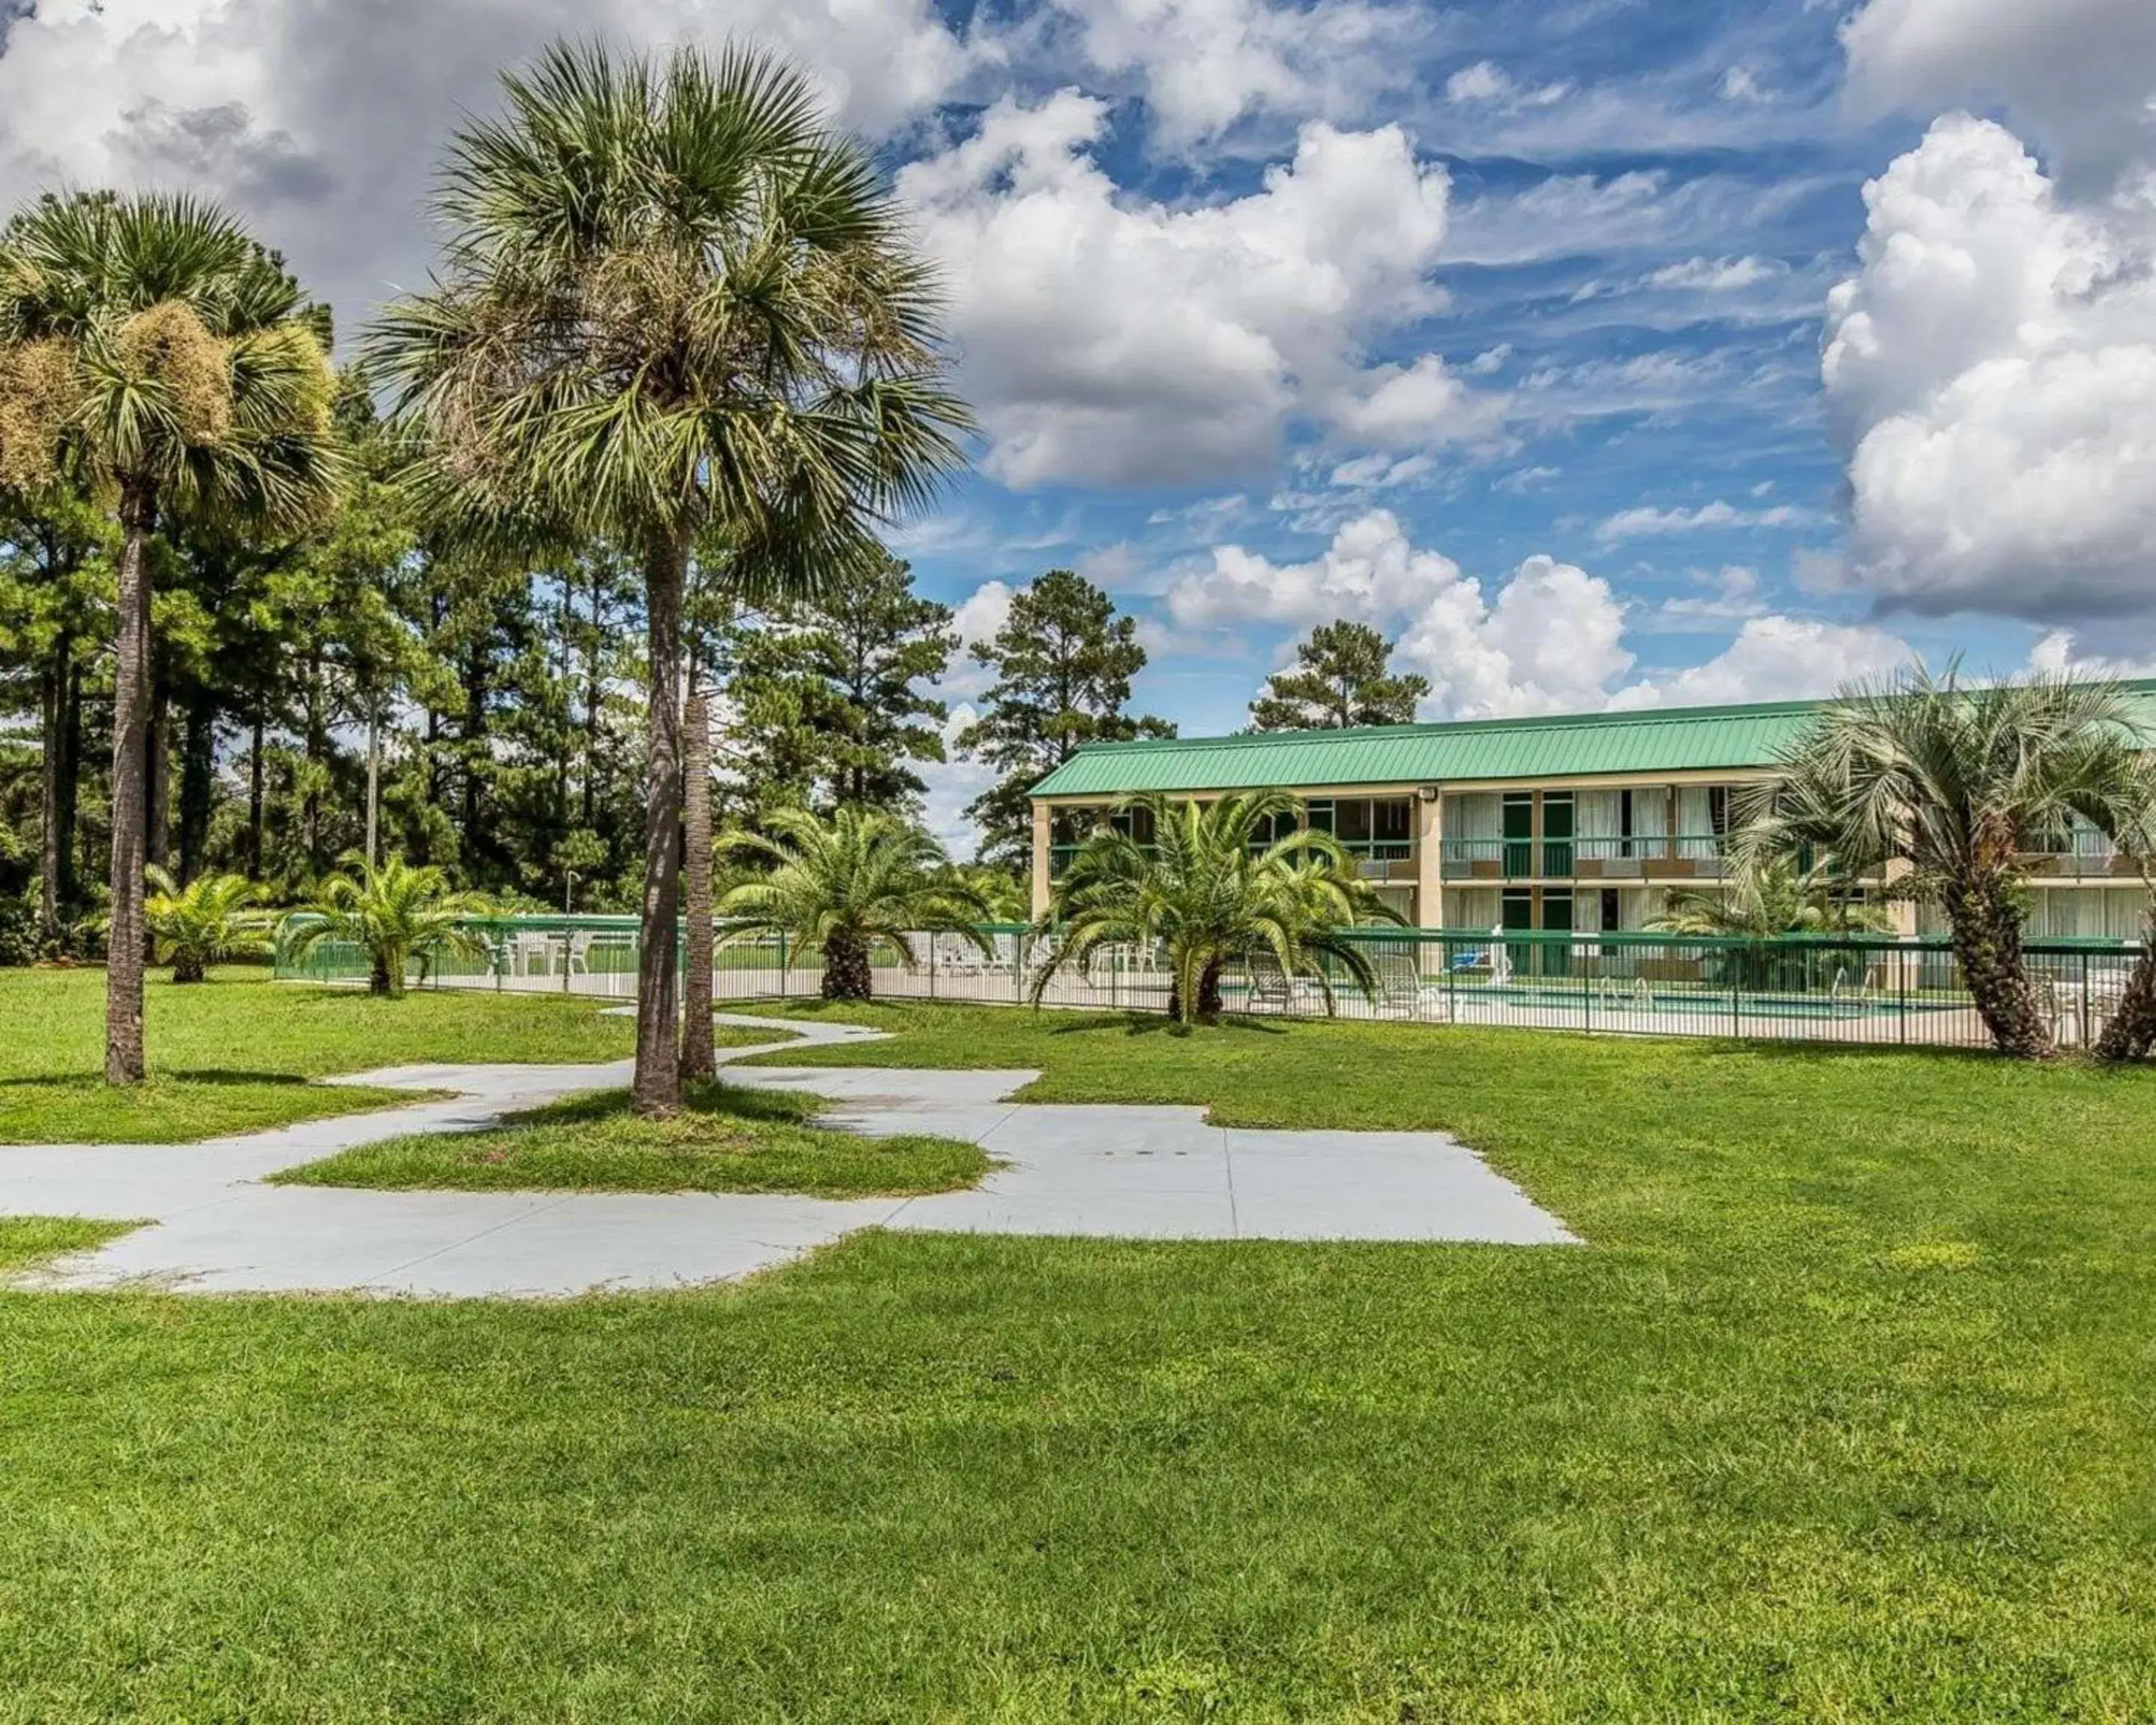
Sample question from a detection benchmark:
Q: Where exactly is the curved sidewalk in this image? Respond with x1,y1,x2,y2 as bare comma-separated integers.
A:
2,1013,1574,1299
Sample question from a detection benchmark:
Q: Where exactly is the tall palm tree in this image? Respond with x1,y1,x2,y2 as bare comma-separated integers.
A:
143,867,273,983
1733,666,2155,1059
280,854,494,999
1032,792,1403,1026
371,41,970,1115
0,190,342,1081
716,806,990,1001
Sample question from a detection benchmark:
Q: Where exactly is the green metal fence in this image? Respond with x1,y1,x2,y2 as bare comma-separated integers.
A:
272,916,2146,1051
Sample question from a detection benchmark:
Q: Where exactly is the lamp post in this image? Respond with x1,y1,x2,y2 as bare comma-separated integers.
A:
564,870,579,915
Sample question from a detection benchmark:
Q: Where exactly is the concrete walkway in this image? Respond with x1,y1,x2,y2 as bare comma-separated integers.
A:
3,1013,1575,1298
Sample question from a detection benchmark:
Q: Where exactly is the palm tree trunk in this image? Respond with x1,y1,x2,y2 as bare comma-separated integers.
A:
173,952,204,985
105,486,156,1086
37,633,70,949
679,685,716,1083
371,949,396,998
632,528,686,1116
820,929,874,1001
1195,958,1225,1020
2095,917,2156,1062
1943,879,2053,1059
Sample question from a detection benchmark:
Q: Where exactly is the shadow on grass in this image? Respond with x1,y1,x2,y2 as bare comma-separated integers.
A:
0,1069,320,1091
502,1079,823,1131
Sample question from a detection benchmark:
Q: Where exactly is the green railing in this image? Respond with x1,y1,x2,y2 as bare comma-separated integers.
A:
275,914,2147,1053
1440,835,1732,879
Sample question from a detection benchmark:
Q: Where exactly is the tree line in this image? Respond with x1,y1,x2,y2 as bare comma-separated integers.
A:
0,40,1186,1113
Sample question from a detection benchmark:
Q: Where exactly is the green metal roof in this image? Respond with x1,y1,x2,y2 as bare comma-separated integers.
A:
1032,681,2156,799
1029,697,1827,797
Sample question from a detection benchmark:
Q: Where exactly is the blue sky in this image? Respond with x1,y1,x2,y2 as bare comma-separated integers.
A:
4,0,2153,849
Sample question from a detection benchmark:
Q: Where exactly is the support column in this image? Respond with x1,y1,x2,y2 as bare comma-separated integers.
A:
1415,789,1444,929
1030,801,1053,919
1884,856,1918,937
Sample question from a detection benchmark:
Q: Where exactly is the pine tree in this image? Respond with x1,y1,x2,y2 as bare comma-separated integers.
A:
720,553,955,818
1249,620,1428,731
957,569,1172,865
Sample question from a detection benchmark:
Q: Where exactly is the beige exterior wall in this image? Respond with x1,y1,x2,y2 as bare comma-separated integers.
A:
1026,773,2150,932
1029,801,1052,919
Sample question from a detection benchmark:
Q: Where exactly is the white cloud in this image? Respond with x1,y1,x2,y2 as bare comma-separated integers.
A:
0,0,975,338
1596,500,1812,542
1446,61,1511,103
1044,0,1409,144
1168,509,1631,719
1398,554,1633,719
919,704,999,860
950,579,1016,651
1646,566,1772,630
1166,508,1462,630
1719,66,1768,104
1645,255,1785,291
901,94,1500,487
1821,114,2156,622
1842,0,2156,188
1609,616,1914,709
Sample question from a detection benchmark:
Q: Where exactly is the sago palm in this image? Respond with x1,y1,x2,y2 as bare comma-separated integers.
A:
716,806,990,1002
371,40,970,1113
1032,792,1403,1026
1732,666,2155,1059
280,854,494,999
0,189,341,1080
143,867,272,983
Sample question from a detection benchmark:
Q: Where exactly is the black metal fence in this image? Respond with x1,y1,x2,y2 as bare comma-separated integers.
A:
274,916,2148,1052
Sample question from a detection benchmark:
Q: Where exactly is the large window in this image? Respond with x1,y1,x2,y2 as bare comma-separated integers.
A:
1303,797,1412,860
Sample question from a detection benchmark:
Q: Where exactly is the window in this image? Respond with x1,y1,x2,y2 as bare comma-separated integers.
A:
1600,888,1621,932
1373,798,1412,845
1334,799,1373,845
1619,788,1635,859
1708,786,1729,837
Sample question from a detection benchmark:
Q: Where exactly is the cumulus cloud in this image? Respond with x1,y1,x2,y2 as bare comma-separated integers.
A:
1045,0,1407,144
1609,616,1914,710
1821,114,2156,622
901,93,1501,487
1166,509,1632,719
0,0,975,337
1842,0,2156,189
1173,511,1928,722
919,704,1000,859
1596,500,1813,542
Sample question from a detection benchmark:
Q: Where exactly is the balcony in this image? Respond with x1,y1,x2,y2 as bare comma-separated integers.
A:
2023,832,2140,880
1440,835,1732,881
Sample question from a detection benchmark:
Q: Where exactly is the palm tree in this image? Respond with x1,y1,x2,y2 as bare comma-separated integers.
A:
280,854,494,999
1732,666,2155,1058
1648,857,1892,994
0,190,342,1081
143,868,272,983
1032,792,1403,1026
716,806,990,1001
371,40,969,1116
1649,856,1892,940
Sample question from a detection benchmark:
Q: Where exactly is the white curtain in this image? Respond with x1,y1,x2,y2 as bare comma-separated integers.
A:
1447,793,1502,840
1577,790,1621,841
1676,788,1716,860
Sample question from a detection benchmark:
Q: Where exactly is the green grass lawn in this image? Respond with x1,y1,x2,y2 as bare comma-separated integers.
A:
0,968,654,1143
272,1079,990,1197
5,999,2156,1718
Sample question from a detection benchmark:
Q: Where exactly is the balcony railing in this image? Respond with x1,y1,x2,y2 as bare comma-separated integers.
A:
2023,832,2138,880
1440,835,1732,880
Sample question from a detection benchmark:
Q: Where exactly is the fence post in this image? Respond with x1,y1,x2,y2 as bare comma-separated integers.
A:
1898,942,1908,1045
